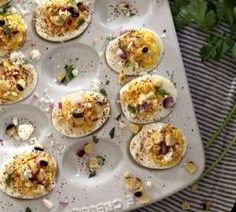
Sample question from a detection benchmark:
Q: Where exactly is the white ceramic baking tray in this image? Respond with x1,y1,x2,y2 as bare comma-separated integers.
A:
0,0,205,211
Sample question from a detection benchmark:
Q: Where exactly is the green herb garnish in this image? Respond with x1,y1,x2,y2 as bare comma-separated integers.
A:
206,104,236,148
25,207,32,212
105,80,110,85
78,18,85,27
88,170,96,178
0,1,11,15
109,127,115,139
127,105,136,114
2,25,12,38
155,88,170,97
63,64,75,84
129,12,137,17
124,61,130,67
171,0,236,62
6,173,12,186
99,88,107,97
97,155,106,166
92,135,99,144
199,135,236,181
115,113,122,121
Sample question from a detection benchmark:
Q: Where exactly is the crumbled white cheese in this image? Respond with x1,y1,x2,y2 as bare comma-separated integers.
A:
72,69,79,77
42,199,54,209
146,180,152,188
10,51,25,65
23,169,33,181
30,49,41,61
10,7,18,13
58,9,71,18
18,124,35,140
163,148,174,162
12,117,19,126
118,121,126,129
91,79,101,92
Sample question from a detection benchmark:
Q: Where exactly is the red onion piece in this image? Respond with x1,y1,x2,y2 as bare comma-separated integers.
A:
35,156,40,166
59,201,69,207
160,141,169,155
163,97,175,109
58,102,63,109
138,102,150,113
77,149,85,157
117,49,128,60
49,103,54,110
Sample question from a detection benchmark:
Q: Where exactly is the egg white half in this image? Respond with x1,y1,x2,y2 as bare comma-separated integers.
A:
105,28,164,75
119,74,177,124
129,123,187,169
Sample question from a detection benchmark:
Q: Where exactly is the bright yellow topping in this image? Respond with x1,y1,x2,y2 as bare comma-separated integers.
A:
57,94,104,133
3,151,56,197
119,29,160,68
39,0,89,36
0,60,32,102
144,125,185,166
0,14,26,55
121,80,163,117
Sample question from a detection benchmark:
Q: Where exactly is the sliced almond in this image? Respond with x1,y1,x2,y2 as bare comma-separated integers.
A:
118,72,127,85
184,161,198,174
84,143,93,154
191,183,198,192
128,123,140,134
88,157,99,169
181,200,190,210
124,176,142,191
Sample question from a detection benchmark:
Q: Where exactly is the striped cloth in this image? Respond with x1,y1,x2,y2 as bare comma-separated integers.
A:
134,23,236,211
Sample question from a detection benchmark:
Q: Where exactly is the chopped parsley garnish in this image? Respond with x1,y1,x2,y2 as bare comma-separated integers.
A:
78,18,85,27
129,12,137,17
115,113,122,121
6,173,13,186
155,88,170,97
88,170,96,178
109,127,115,139
25,207,32,212
63,64,75,84
3,25,12,38
127,105,136,114
105,80,110,85
92,135,99,144
99,88,107,97
124,61,130,67
97,155,105,166
0,1,11,15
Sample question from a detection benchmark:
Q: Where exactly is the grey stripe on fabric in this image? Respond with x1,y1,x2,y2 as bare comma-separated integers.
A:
134,3,236,212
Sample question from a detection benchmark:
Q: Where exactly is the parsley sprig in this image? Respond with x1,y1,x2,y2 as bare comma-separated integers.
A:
171,0,236,62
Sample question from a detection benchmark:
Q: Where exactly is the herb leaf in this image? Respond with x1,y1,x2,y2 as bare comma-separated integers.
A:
64,64,74,84
0,1,11,15
92,135,99,144
115,113,122,121
6,173,12,186
78,18,85,27
232,43,236,61
88,170,96,178
155,88,170,97
99,88,107,97
109,127,115,139
25,207,32,212
200,35,233,61
97,155,105,166
127,105,136,114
